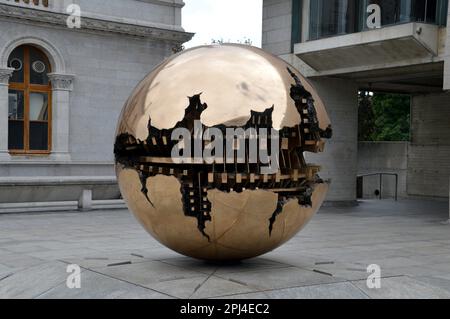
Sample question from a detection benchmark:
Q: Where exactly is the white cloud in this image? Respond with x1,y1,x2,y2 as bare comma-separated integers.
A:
182,0,263,48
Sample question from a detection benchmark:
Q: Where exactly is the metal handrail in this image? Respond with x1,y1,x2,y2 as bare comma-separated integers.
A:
357,173,399,201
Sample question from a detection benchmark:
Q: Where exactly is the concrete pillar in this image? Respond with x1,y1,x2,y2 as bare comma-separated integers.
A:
444,176,450,225
306,77,359,205
0,68,13,161
409,93,450,198
301,0,311,42
262,0,293,56
78,189,93,212
444,2,450,90
47,73,74,161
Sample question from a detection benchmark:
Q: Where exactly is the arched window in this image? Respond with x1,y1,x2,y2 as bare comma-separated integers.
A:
7,45,52,154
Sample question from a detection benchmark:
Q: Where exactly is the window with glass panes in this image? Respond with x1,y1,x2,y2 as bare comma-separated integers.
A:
7,45,52,154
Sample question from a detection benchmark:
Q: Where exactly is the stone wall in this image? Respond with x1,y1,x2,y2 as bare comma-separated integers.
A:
409,92,450,198
358,91,450,201
0,0,191,180
262,0,292,56
305,77,359,204
358,142,408,199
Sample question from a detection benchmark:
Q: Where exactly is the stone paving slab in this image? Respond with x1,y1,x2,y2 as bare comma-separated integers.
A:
0,261,69,299
262,282,370,299
352,276,450,299
94,261,207,292
0,199,449,299
0,264,13,282
0,252,46,271
211,292,270,299
159,257,291,276
213,282,370,299
190,276,258,299
144,276,210,299
213,266,341,291
61,252,154,270
37,270,172,299
425,262,450,273
414,276,450,294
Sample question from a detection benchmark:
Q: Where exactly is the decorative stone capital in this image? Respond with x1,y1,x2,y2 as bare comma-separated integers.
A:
48,73,75,91
0,68,14,85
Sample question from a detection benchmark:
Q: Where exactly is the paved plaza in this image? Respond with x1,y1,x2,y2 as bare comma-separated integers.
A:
0,199,450,299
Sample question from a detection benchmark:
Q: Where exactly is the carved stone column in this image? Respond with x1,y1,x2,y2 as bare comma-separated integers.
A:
0,68,14,161
48,73,75,161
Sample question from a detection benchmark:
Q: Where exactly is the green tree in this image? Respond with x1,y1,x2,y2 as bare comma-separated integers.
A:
358,91,375,141
358,92,411,141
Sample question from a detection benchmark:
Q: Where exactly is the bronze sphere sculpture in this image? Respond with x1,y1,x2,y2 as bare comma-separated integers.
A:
114,44,332,261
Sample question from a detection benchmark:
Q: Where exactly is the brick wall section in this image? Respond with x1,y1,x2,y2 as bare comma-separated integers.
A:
262,0,292,56
408,92,450,198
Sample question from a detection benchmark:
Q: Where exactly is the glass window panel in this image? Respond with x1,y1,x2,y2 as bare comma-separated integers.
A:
29,92,49,121
8,121,24,150
365,0,438,27
309,0,360,40
310,0,442,40
369,0,402,25
425,0,437,23
7,46,24,83
436,0,448,26
411,0,426,22
29,46,50,85
8,90,24,120
29,122,48,151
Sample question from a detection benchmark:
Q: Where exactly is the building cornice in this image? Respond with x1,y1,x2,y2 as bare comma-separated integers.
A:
0,3,194,43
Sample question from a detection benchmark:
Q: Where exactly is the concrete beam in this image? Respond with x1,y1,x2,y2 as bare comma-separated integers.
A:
358,82,443,94
295,23,440,74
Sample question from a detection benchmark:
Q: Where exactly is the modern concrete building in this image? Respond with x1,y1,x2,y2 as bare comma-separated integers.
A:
0,0,192,211
263,0,450,204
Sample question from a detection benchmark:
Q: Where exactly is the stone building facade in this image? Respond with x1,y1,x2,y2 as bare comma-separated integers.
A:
0,0,192,210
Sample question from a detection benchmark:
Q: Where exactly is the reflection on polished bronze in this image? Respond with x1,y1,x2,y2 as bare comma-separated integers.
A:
114,44,332,261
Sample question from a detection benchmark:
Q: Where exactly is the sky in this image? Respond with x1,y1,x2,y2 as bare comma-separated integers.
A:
182,0,263,48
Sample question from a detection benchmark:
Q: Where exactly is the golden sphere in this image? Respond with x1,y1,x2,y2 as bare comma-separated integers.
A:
114,44,332,261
